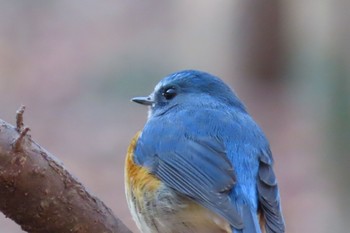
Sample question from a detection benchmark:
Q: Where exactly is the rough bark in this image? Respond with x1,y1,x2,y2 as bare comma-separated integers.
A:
0,106,132,233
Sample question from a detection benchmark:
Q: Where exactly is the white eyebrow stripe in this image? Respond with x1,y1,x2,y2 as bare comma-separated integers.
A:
154,82,162,92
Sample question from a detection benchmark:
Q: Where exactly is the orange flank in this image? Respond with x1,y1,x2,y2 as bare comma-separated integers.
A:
125,132,161,203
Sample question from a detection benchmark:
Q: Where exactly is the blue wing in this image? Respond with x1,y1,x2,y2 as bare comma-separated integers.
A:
258,149,285,233
134,109,244,229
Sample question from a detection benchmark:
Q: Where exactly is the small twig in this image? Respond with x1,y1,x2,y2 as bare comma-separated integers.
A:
13,106,30,152
16,105,26,131
13,127,30,152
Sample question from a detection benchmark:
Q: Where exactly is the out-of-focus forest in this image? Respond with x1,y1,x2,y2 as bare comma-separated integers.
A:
0,1,349,233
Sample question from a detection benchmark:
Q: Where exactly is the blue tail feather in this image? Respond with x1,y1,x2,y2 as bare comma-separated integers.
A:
232,204,261,233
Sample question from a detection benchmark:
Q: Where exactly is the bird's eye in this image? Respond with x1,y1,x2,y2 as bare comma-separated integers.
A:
162,87,177,100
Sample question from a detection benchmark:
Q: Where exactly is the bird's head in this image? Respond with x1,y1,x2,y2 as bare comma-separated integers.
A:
132,70,246,119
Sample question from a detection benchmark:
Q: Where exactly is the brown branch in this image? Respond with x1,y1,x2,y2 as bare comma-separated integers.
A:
0,107,132,233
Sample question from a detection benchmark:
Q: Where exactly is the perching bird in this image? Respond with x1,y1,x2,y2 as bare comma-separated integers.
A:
125,70,285,233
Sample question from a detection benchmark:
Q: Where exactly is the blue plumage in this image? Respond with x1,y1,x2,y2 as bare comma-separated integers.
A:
129,70,285,233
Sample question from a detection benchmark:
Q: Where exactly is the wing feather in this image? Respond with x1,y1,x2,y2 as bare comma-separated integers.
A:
135,130,243,229
258,152,285,233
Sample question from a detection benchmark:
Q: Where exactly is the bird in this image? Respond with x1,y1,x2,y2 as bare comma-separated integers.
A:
125,70,285,233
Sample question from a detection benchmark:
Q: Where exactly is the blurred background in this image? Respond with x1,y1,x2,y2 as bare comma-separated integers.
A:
0,1,349,232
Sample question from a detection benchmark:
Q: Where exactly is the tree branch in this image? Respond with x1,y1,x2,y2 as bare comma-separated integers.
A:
0,106,132,233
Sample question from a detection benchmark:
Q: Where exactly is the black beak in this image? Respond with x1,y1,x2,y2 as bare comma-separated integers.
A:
131,96,154,106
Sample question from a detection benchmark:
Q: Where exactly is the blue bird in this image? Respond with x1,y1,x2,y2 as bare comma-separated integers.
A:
125,70,285,233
